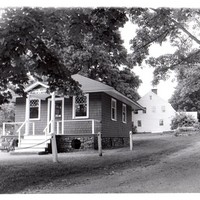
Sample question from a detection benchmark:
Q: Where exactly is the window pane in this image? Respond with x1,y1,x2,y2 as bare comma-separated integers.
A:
152,106,156,113
138,120,142,127
30,107,38,119
74,95,88,117
55,101,62,118
161,106,166,112
159,119,164,126
29,99,39,119
122,104,126,123
111,99,117,120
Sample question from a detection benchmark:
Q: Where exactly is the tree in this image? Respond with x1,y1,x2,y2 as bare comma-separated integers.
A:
169,64,200,112
0,7,141,104
171,112,197,130
128,8,200,84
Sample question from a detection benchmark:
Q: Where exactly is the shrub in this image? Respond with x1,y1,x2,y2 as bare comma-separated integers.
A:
171,112,197,130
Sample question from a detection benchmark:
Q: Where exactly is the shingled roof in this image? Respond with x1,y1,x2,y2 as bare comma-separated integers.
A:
72,74,144,111
24,74,144,110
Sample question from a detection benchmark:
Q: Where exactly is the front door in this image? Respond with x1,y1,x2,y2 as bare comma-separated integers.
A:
47,98,64,135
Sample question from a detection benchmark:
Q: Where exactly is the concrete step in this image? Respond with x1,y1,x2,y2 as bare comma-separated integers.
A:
20,139,50,144
10,149,48,155
11,135,52,155
23,135,51,140
19,143,48,148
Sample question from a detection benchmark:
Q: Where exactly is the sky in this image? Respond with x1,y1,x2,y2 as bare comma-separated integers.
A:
120,21,177,101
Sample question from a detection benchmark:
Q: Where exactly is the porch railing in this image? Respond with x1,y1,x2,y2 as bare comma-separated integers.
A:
2,121,35,145
43,120,52,139
56,119,101,135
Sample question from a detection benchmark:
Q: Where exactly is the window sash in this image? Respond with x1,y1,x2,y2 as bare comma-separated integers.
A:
159,119,164,126
161,106,166,112
111,98,117,121
29,99,40,120
73,94,89,119
138,120,142,127
122,104,127,123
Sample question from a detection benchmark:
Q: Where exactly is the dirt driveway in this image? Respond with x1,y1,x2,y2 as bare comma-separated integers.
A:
1,132,200,193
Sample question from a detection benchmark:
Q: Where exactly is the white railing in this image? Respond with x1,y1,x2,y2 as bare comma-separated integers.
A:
43,120,52,137
56,119,101,135
2,121,35,145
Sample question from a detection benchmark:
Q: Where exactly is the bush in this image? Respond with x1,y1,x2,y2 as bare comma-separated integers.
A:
171,112,197,130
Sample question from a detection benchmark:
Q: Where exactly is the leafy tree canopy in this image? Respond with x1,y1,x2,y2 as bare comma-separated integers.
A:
0,7,141,104
128,8,200,84
169,64,200,112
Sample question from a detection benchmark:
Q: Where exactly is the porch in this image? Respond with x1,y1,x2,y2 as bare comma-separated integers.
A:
2,119,102,139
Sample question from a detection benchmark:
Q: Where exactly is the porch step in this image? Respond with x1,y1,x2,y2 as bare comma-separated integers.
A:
10,148,47,155
12,135,51,155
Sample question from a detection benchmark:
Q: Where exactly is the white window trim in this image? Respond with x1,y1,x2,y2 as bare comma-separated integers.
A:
72,94,89,119
152,106,156,113
29,98,41,120
161,106,166,112
138,120,142,127
111,98,117,121
159,119,164,126
122,104,127,123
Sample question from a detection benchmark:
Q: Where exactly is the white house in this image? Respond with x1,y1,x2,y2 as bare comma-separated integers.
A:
132,89,176,133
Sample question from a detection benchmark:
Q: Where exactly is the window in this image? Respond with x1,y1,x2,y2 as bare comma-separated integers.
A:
55,100,62,118
29,99,40,119
152,106,156,113
122,104,127,123
138,120,142,127
73,94,89,118
159,119,164,126
143,108,147,114
161,106,166,112
111,98,117,121
150,95,152,100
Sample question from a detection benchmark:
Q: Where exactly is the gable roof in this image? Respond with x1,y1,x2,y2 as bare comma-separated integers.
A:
138,90,168,104
72,74,144,110
24,74,145,110
24,81,49,92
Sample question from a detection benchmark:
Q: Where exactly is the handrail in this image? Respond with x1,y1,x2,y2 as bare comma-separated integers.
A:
43,120,52,136
16,121,26,146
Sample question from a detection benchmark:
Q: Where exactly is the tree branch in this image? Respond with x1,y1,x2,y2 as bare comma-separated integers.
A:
150,8,200,46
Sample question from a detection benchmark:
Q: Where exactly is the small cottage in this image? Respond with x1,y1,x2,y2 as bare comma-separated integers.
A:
3,74,144,153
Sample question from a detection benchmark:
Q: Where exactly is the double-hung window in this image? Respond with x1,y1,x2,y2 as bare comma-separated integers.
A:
29,99,40,120
161,106,166,112
122,104,127,123
138,120,142,127
73,94,89,118
159,119,164,126
111,98,117,121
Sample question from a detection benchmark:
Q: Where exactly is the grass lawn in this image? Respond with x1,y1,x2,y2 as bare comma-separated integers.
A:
0,132,200,193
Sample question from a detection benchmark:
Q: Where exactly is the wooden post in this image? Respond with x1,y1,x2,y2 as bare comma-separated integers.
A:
25,94,30,135
51,92,58,163
129,131,133,151
97,132,102,156
92,119,95,134
2,123,5,136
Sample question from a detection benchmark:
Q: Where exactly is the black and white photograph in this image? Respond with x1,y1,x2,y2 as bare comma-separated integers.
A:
1,0,200,198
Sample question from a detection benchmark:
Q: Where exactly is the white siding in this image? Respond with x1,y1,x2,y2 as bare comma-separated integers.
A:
133,91,176,133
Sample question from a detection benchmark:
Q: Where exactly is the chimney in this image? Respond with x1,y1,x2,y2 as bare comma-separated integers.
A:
151,89,157,95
